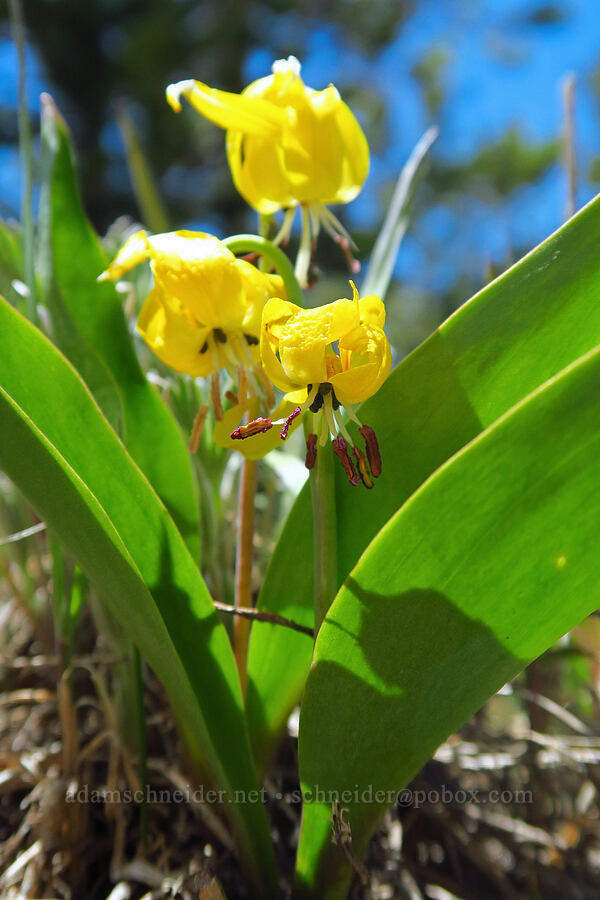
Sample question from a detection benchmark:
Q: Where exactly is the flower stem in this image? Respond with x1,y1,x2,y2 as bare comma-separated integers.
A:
223,234,304,305
310,435,338,638
234,452,257,693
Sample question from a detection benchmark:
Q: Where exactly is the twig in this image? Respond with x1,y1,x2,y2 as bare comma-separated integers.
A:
213,601,313,638
0,522,46,546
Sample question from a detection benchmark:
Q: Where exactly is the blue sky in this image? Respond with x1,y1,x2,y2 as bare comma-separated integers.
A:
2,0,600,298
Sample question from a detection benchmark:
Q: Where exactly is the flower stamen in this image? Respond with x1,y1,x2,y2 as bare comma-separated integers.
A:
332,436,360,487
352,444,373,489
360,425,381,478
238,366,248,404
305,433,318,470
210,372,223,420
255,365,276,410
323,393,337,445
280,406,302,440
189,404,209,453
230,417,273,440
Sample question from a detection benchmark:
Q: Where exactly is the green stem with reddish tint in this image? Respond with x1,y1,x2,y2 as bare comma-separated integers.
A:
309,432,338,638
234,395,260,693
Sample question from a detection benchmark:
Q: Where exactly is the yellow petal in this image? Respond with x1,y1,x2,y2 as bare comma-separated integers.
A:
359,294,386,328
98,229,150,281
213,398,305,459
235,262,285,336
220,61,369,212
137,287,216,378
277,298,359,387
331,323,392,406
260,300,299,394
166,79,287,138
147,232,247,330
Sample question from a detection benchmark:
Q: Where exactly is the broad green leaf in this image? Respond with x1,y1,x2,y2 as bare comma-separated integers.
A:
38,94,199,557
0,298,278,897
246,192,600,771
295,344,600,899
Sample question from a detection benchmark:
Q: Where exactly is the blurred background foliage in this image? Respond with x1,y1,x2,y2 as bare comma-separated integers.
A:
1,0,600,356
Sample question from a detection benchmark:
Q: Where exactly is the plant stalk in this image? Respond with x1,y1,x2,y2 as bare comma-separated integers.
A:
310,437,338,638
234,453,257,693
223,233,303,305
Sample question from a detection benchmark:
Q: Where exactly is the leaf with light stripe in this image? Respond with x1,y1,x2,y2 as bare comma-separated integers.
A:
246,192,600,772
295,344,600,898
0,297,278,897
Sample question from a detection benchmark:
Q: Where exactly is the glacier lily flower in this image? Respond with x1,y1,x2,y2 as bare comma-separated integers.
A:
98,229,285,425
167,56,369,287
231,282,391,487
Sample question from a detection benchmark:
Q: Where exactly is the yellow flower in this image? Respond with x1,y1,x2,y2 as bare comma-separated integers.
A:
99,229,282,377
232,282,391,487
167,56,369,286
99,229,284,424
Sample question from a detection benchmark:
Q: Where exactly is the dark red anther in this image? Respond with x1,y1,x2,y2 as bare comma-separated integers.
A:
352,445,373,489
230,417,273,440
359,425,381,478
332,436,360,487
305,433,318,470
280,406,302,440
333,234,361,275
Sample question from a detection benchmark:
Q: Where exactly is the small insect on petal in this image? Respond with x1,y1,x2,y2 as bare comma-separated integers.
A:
305,433,318,470
332,436,360,487
359,425,381,478
230,418,273,440
280,406,302,440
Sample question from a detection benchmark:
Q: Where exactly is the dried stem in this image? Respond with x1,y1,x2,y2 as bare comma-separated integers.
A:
213,601,313,638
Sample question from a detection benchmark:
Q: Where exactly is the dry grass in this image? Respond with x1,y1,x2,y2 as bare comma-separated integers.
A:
2,562,600,898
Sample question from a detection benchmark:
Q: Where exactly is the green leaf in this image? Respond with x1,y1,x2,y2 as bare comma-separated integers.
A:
295,344,600,899
0,297,278,897
0,218,25,306
115,103,171,234
246,192,600,772
362,125,438,299
38,94,200,558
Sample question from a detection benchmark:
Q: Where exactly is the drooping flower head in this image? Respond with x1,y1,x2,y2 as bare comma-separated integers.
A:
231,282,391,487
167,57,369,286
98,230,284,423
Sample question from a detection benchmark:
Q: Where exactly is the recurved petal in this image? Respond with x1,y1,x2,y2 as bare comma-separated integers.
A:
359,294,386,328
235,262,285,336
144,232,248,331
213,398,305,459
98,230,151,281
332,98,370,199
332,323,392,406
260,319,299,393
166,79,287,138
137,287,215,378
